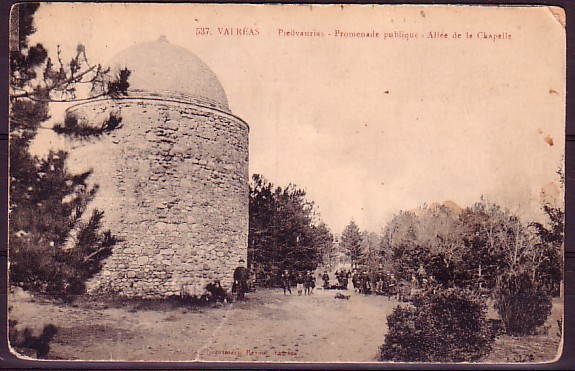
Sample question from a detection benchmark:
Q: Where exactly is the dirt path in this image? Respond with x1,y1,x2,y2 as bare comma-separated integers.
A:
199,288,398,362
10,288,400,362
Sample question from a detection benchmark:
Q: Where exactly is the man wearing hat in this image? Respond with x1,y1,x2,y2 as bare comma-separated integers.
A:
233,258,249,300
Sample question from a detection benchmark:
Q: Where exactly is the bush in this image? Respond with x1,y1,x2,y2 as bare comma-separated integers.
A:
9,319,58,359
379,287,495,362
10,209,117,301
493,269,552,336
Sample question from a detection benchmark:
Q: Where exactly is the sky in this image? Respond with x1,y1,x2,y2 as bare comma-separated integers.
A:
27,4,565,234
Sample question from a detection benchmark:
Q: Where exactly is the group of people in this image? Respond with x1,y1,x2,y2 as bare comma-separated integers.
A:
322,269,351,290
192,258,250,303
321,269,374,294
316,264,437,301
361,265,437,300
352,270,375,295
207,260,439,304
281,270,316,295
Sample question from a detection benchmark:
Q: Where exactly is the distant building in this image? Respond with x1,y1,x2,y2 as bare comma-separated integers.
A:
330,233,351,269
64,38,249,298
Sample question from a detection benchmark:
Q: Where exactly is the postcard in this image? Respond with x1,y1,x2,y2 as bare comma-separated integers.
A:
8,3,565,364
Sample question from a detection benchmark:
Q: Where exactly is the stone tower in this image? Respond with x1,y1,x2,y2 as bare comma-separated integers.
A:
64,38,249,298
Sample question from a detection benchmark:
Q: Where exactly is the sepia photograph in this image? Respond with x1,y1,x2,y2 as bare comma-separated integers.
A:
8,3,565,363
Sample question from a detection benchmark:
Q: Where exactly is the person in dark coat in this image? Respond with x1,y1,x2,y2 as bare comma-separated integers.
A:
281,269,292,295
233,258,249,300
206,279,226,302
387,273,397,300
352,270,360,292
309,271,316,294
296,272,305,295
322,271,330,289
360,271,371,295
375,264,385,295
342,270,349,289
335,270,342,287
304,271,315,295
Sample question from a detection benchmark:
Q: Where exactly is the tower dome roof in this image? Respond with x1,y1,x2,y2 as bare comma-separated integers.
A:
108,38,229,109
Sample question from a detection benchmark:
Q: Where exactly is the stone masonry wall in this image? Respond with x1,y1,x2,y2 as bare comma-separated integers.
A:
64,97,249,298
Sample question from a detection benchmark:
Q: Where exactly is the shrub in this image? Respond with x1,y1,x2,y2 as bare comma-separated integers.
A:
493,269,552,336
9,319,58,359
10,209,117,301
379,287,495,362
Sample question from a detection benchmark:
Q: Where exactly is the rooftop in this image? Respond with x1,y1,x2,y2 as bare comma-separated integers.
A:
107,37,229,109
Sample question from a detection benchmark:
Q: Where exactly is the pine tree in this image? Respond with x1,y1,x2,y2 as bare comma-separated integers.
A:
9,3,126,300
341,220,363,268
248,174,332,286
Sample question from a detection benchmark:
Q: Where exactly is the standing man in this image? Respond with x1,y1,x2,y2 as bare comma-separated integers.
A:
233,258,249,301
296,272,305,296
387,273,397,300
352,269,360,292
304,271,315,295
361,271,372,295
308,271,316,294
322,270,330,289
281,269,292,295
375,264,385,295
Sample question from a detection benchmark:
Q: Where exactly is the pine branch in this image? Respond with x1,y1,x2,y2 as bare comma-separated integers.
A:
83,246,111,263
10,64,98,100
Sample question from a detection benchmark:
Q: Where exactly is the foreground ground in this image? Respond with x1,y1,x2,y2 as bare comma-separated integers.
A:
9,288,562,363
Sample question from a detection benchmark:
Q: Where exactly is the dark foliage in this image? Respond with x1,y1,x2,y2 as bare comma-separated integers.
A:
10,198,118,300
382,200,563,298
9,3,121,301
14,3,40,50
530,205,564,247
101,112,123,132
248,174,333,286
107,68,131,97
532,244,562,297
53,113,101,137
392,244,459,288
9,319,58,359
529,204,564,296
493,269,552,336
380,287,495,362
341,220,363,267
53,112,123,137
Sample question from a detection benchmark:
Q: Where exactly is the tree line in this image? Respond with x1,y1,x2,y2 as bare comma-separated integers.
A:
339,199,562,296
334,199,563,362
248,174,334,286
